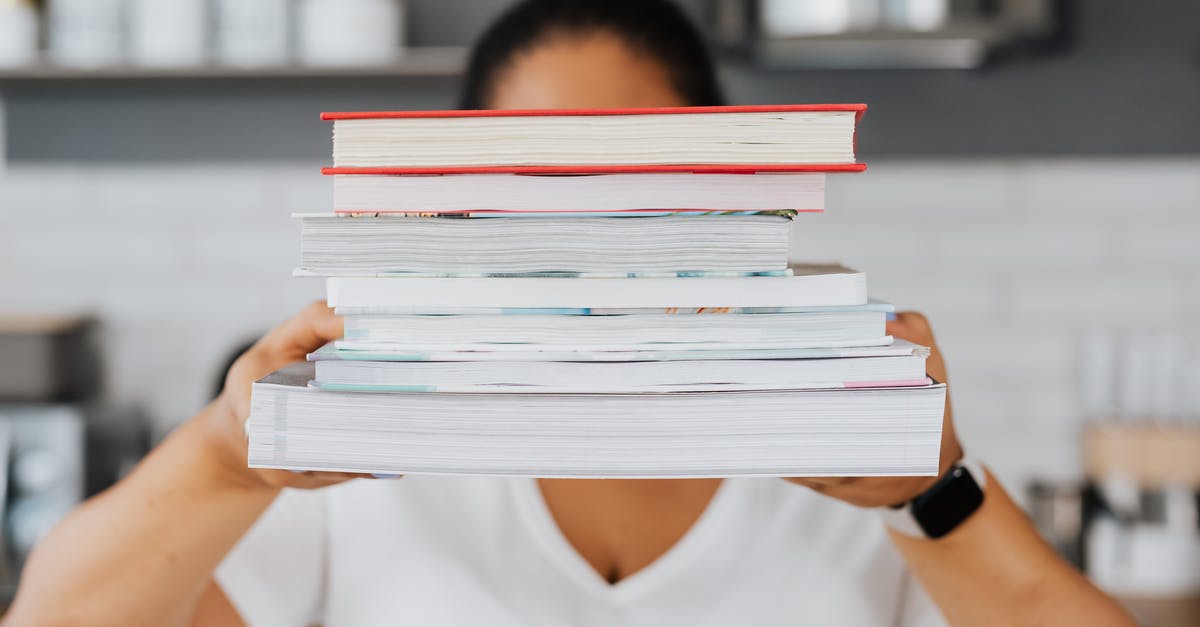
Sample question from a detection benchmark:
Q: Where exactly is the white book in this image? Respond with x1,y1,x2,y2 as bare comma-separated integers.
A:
325,264,867,309
309,340,916,363
296,214,791,276
338,307,887,348
248,364,946,477
331,304,883,316
328,108,859,168
334,339,894,353
311,354,929,393
331,173,825,213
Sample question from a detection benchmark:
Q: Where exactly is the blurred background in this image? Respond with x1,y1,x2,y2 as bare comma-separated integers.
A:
0,0,1197,622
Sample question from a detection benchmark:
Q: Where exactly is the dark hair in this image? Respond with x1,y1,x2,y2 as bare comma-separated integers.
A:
459,0,725,109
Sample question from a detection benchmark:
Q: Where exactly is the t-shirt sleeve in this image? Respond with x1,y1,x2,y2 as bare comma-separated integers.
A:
895,572,949,627
215,487,327,627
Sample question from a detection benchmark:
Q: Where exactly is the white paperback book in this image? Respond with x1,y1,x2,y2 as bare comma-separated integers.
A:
247,363,946,477
332,172,825,213
337,305,890,348
311,354,930,392
296,213,791,276
309,341,914,363
325,264,866,309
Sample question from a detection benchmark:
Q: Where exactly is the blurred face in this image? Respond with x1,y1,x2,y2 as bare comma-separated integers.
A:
487,30,688,110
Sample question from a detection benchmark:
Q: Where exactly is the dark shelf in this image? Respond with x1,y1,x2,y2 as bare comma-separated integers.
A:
0,47,466,83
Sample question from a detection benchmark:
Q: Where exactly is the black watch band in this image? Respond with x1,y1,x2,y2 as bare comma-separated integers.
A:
881,458,986,539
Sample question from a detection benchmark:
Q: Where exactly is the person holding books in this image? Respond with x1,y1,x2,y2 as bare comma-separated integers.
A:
6,1,1135,626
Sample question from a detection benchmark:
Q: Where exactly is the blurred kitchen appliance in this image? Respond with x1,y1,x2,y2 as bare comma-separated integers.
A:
0,403,150,605
1084,424,1200,598
0,315,101,402
0,405,84,601
713,0,1064,69
1027,478,1086,567
1074,331,1200,626
0,314,150,605
1028,330,1200,625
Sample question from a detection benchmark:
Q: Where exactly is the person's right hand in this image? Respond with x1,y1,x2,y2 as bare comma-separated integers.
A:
205,301,374,491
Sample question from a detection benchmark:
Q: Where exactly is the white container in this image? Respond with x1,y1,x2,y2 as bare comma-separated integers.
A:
47,0,125,68
298,0,404,67
216,0,289,68
128,0,207,68
0,0,38,68
761,0,880,37
885,0,949,32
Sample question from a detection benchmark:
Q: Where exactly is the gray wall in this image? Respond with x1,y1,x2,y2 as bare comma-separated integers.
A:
3,0,1199,162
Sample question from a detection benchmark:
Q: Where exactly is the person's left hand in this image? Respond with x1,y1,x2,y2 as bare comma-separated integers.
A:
786,311,962,507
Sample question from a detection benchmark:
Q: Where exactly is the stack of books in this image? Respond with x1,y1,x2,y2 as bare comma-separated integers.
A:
248,104,947,478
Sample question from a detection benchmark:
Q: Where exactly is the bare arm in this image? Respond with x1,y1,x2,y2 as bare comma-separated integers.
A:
8,404,277,626
890,470,1132,627
4,303,360,627
791,312,1134,626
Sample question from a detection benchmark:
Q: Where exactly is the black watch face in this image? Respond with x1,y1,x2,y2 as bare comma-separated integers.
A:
912,466,985,539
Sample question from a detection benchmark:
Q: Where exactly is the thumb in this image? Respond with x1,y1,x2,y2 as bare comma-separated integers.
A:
264,301,344,358
306,301,345,346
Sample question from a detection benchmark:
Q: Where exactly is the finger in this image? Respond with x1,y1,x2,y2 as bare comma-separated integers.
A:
887,311,948,382
303,301,346,346
228,305,339,396
272,470,366,489
886,315,956,458
885,311,932,344
264,301,344,357
785,477,838,489
284,301,344,349
304,471,371,482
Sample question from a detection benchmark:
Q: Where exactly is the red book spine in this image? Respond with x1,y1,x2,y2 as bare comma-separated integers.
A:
320,103,867,120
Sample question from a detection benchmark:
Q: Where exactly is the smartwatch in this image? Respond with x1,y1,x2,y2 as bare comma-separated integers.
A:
880,458,986,539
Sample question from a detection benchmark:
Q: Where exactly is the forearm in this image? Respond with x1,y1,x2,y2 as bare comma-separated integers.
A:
6,402,279,627
890,470,1134,627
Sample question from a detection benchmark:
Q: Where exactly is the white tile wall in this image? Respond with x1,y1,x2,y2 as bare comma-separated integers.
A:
2,159,1197,493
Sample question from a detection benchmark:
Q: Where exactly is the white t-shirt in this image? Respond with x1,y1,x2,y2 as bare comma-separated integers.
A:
216,476,947,627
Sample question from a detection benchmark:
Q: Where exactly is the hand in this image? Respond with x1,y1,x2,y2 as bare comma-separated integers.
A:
205,301,375,491
786,311,963,507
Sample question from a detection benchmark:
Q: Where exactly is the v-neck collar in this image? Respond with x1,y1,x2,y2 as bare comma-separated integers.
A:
510,477,745,605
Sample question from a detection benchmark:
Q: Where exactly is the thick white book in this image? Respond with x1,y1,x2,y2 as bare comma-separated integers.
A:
325,264,867,309
331,173,825,213
247,364,946,477
296,213,791,276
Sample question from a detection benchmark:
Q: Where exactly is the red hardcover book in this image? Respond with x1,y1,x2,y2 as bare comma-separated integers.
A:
321,104,866,175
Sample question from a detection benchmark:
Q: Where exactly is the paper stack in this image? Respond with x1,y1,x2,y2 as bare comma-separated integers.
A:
247,104,947,478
